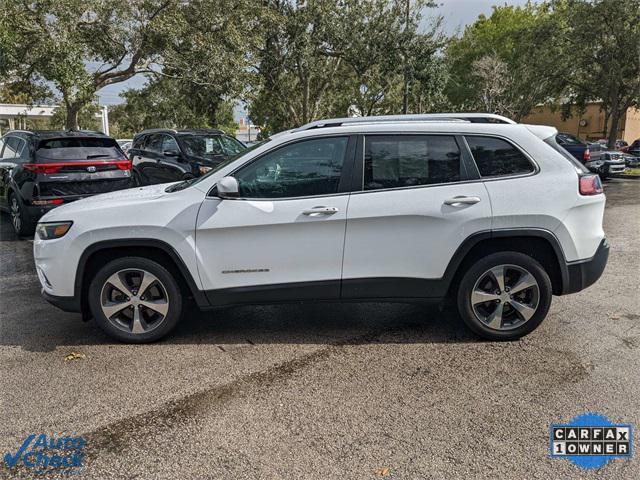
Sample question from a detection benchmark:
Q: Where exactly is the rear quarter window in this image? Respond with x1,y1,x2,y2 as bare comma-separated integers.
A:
543,135,589,173
465,136,535,177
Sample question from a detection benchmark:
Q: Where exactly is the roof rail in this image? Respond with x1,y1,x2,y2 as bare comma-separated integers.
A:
295,113,517,131
138,128,178,135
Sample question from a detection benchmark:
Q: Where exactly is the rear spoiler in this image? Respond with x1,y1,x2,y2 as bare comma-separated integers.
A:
524,124,558,141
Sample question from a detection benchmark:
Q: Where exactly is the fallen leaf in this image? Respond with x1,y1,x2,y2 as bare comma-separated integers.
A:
64,352,86,361
374,467,390,476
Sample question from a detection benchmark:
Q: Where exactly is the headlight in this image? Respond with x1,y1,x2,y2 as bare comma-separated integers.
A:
199,165,213,175
36,221,73,240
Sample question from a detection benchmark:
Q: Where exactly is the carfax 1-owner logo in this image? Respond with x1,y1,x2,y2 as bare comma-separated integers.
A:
550,413,633,469
3,434,85,475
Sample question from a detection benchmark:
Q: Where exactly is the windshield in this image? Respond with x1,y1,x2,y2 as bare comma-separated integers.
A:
165,139,270,192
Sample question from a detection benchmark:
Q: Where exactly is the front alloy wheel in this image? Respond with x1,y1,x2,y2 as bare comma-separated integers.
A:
100,269,170,335
88,257,183,343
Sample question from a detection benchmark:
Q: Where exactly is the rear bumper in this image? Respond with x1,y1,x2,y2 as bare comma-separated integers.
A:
563,238,609,294
41,289,81,313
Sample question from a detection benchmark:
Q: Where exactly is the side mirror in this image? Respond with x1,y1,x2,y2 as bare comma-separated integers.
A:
163,149,180,157
216,176,240,199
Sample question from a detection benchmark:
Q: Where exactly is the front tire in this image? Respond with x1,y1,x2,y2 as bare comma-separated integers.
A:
9,192,35,237
88,257,183,343
456,252,552,341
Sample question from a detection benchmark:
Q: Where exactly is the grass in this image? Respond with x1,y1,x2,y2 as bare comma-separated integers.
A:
623,168,640,175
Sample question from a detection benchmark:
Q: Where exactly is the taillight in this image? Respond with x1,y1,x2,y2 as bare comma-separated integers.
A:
23,160,131,173
579,174,603,195
32,198,64,206
583,148,590,162
24,163,62,174
114,160,132,170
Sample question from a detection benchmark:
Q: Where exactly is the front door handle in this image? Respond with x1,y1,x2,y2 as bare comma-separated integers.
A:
443,196,481,206
302,206,339,216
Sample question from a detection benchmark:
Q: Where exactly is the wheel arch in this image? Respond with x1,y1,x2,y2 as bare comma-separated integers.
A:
76,239,209,318
444,229,569,298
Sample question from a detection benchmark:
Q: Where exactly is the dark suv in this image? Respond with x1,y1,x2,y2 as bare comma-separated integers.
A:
0,130,133,236
129,129,246,186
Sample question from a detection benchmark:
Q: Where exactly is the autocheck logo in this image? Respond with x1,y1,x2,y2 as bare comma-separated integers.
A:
4,434,85,475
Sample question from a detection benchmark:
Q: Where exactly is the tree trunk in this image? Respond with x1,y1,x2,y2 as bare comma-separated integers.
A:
602,109,610,139
608,109,621,150
65,103,81,131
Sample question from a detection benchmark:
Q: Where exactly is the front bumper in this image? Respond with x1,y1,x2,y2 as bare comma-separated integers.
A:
564,238,609,294
41,289,81,313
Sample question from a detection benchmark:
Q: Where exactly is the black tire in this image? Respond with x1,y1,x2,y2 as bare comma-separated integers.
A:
88,257,183,343
8,192,35,237
132,169,143,186
456,252,552,341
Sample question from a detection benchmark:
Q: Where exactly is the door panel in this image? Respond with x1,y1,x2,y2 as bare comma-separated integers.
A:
342,184,491,297
342,133,491,298
195,195,350,297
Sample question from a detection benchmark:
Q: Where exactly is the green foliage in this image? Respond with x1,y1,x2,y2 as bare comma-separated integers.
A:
107,79,237,138
250,0,444,135
445,2,553,120
547,0,640,146
3,0,179,129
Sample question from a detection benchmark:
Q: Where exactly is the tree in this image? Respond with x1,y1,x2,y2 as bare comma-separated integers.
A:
107,79,237,138
4,0,177,129
250,0,444,134
548,0,640,147
446,3,554,121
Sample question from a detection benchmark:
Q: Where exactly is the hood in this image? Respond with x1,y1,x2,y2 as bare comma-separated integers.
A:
40,182,175,221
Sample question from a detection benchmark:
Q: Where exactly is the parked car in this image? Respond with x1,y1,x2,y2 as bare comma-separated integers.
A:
556,133,602,163
622,139,640,157
622,153,640,168
595,139,628,150
129,128,246,186
584,151,627,179
34,113,608,343
0,130,132,236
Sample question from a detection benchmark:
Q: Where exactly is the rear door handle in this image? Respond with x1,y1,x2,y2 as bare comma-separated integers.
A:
302,206,339,216
443,196,481,206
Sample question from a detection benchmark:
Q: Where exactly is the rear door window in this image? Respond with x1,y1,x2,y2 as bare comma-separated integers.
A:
363,135,462,190
465,136,535,177
145,135,165,153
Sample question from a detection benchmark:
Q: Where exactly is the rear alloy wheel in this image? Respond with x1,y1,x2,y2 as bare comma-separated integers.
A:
457,252,552,340
88,257,183,343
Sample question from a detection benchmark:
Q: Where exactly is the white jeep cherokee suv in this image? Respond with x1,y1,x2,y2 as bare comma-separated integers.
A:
34,114,609,343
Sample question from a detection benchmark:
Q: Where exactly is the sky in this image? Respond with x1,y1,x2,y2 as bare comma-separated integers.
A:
96,0,531,111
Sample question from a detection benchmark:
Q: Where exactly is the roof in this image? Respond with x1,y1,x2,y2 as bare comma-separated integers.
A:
6,129,110,138
136,128,225,136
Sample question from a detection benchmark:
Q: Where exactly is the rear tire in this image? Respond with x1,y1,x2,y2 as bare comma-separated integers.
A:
88,257,183,343
9,192,35,237
456,252,552,341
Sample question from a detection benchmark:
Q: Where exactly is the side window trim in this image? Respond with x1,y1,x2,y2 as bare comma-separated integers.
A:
213,134,356,200
462,134,539,180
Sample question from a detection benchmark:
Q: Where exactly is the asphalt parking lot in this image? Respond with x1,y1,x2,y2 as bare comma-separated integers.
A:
1,178,639,479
